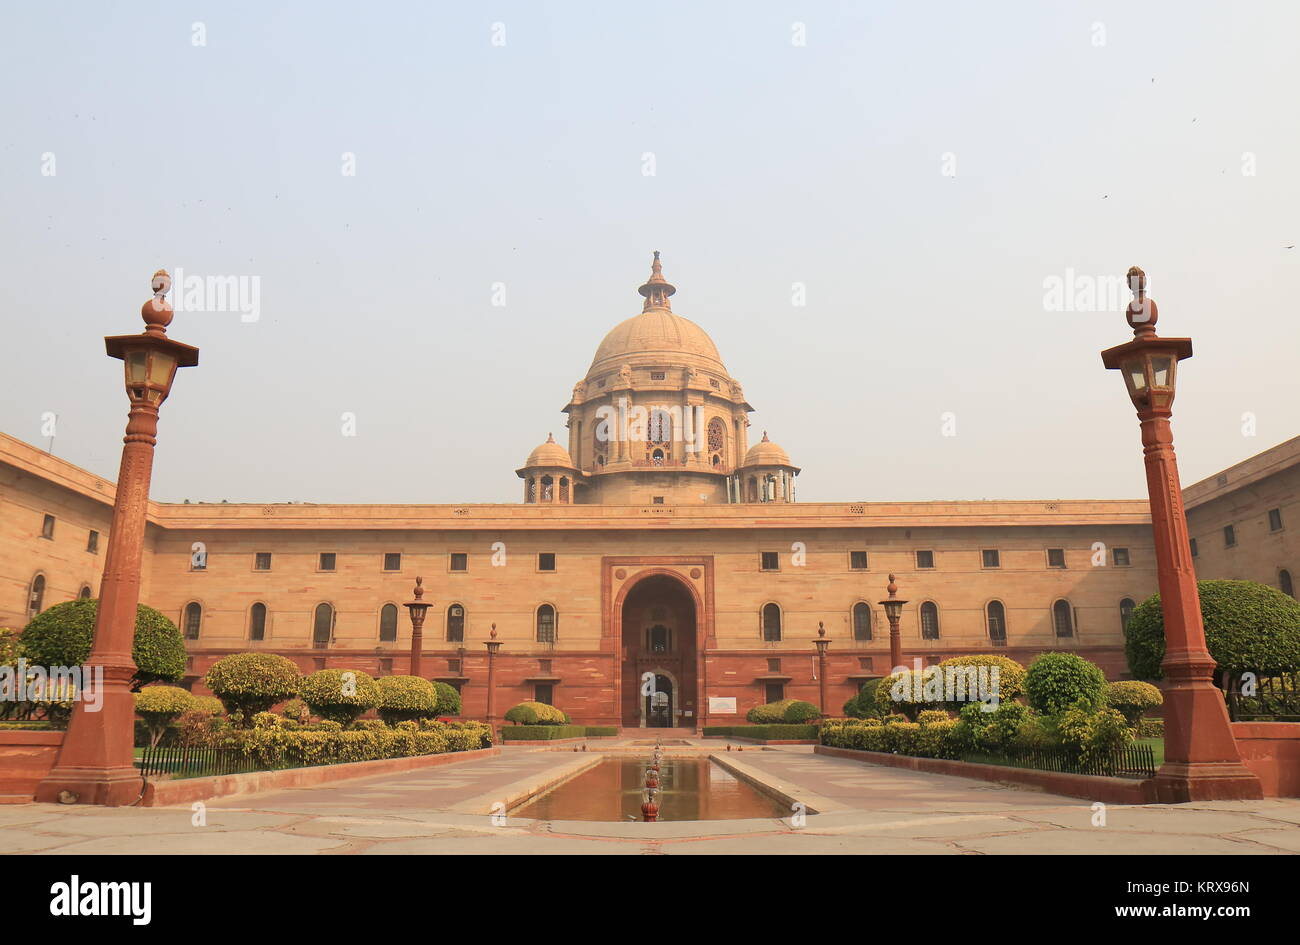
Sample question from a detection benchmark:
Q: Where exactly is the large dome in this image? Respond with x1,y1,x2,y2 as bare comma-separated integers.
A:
588,308,727,377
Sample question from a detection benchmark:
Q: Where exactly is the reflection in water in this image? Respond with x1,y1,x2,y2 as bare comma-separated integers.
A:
513,756,787,822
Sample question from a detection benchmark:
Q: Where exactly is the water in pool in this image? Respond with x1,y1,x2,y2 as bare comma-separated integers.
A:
512,756,788,822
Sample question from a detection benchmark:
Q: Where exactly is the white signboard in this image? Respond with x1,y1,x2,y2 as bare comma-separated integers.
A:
708,697,737,715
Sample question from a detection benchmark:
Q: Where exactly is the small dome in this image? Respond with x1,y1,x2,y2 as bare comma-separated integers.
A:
742,431,793,467
523,433,574,469
588,309,726,377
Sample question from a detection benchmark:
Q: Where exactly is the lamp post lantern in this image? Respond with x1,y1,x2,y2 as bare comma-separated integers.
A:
404,577,430,678
880,574,907,672
813,621,830,715
36,271,199,806
1101,267,1261,802
484,623,503,727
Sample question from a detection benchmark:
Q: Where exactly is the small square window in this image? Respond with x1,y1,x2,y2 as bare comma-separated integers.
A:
1223,525,1236,548
652,496,665,505
650,371,666,381
319,552,336,571
450,553,468,572
767,658,781,672
379,658,393,675
1268,508,1283,532
534,683,554,706
981,549,1000,569
1189,537,1199,558
915,550,935,569
761,551,780,571
448,659,461,674
41,514,55,539
254,552,272,571
538,553,556,572
1113,547,1130,567
87,530,99,554
849,550,868,571
384,552,402,571
858,657,874,672
1047,548,1066,568
764,682,785,703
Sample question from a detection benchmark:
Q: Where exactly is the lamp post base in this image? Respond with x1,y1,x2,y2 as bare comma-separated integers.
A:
1153,762,1263,803
35,765,143,807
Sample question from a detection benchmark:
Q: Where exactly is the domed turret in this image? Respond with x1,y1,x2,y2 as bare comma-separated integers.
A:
738,432,799,503
516,434,579,504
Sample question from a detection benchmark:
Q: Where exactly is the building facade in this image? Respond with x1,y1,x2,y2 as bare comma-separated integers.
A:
3,255,1295,728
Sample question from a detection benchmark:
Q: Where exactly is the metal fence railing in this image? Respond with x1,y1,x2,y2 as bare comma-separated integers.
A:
969,743,1158,780
136,744,261,780
1224,672,1300,722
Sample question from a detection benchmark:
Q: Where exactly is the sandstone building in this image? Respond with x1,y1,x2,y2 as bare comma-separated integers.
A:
3,256,1296,728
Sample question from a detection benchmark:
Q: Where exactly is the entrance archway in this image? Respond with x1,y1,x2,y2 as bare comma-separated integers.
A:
620,574,697,728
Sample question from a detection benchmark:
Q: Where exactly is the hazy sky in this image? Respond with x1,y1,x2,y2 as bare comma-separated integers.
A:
2,1,1297,504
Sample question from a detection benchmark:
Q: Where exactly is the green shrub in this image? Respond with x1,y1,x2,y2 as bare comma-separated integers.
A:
702,724,819,740
503,701,565,725
916,709,951,726
1105,680,1164,727
1137,717,1165,739
873,669,948,720
843,679,884,719
280,698,310,724
354,719,390,732
215,725,470,769
1025,652,1106,715
299,669,380,727
20,599,186,689
437,719,495,747
936,654,1027,708
191,696,225,717
133,685,194,747
952,701,1031,754
204,653,300,726
500,725,588,740
1124,580,1300,679
781,700,821,723
376,676,438,725
432,681,462,717
1058,704,1135,767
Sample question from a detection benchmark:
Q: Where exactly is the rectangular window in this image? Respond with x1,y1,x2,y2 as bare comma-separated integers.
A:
254,552,272,571
383,552,401,571
534,683,554,706
849,550,868,571
652,496,665,505
767,658,781,673
761,551,780,571
319,552,336,571
1224,525,1236,548
1047,548,1066,568
764,683,785,704
538,552,556,572
650,371,666,381
450,553,468,572
448,659,461,674
1268,508,1283,532
915,550,935,569
981,549,1000,569
87,530,99,554
858,657,874,672
1112,547,1130,567
1189,537,1199,558
539,659,553,675
379,658,393,675
41,514,55,539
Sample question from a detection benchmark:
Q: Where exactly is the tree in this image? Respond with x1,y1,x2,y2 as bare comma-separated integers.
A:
203,653,300,726
376,675,438,725
134,686,194,747
1024,652,1107,715
432,681,462,717
20,599,185,689
1104,680,1163,727
299,668,379,727
1124,580,1300,679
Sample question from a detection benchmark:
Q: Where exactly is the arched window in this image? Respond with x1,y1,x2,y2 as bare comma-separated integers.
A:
1119,597,1136,629
312,603,334,647
648,408,672,445
183,602,202,640
559,477,570,503
540,475,554,501
986,600,1007,644
1052,599,1074,637
651,448,665,465
78,584,92,599
762,603,782,642
746,477,758,503
249,602,267,641
28,574,46,615
536,604,556,643
447,603,465,642
1280,569,1294,599
526,477,536,503
852,603,872,641
708,417,726,467
920,601,940,639
379,603,398,642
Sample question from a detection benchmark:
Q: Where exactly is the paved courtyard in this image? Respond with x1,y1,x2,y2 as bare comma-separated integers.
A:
3,742,1298,854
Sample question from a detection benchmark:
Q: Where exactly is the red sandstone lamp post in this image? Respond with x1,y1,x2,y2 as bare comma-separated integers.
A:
37,271,199,806
484,623,502,727
813,621,830,715
1101,266,1260,802
880,574,906,672
404,577,430,678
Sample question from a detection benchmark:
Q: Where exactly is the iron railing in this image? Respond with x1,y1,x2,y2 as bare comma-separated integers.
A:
967,743,1157,780
136,744,261,780
1224,672,1300,722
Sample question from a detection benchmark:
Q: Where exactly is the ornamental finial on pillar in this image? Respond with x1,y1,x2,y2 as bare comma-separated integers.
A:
638,250,676,312
413,576,424,599
1125,265,1159,337
142,269,174,334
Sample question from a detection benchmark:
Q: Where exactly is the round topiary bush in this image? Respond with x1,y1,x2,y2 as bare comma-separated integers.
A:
873,669,946,720
1104,680,1163,727
376,675,438,725
299,668,380,727
1124,580,1300,679
432,681,462,717
280,697,310,723
782,700,821,723
20,599,186,689
191,695,225,717
503,700,565,725
134,685,194,747
203,653,301,726
1024,651,1107,715
936,654,1027,707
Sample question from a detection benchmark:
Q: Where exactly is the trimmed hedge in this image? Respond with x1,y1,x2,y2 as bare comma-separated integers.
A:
299,668,380,726
1105,680,1163,727
1025,651,1107,714
432,681,462,717
376,675,438,724
503,701,566,725
745,699,821,724
702,724,819,740
820,715,960,758
500,725,588,740
1124,580,1300,678
20,599,186,688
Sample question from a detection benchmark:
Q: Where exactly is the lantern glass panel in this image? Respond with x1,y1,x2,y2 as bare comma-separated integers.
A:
1123,360,1147,391
126,350,148,384
148,350,176,387
1151,356,1173,389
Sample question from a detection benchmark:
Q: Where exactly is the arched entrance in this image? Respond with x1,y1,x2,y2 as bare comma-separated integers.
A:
620,574,697,729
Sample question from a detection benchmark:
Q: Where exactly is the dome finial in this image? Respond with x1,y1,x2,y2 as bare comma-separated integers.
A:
638,251,676,312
